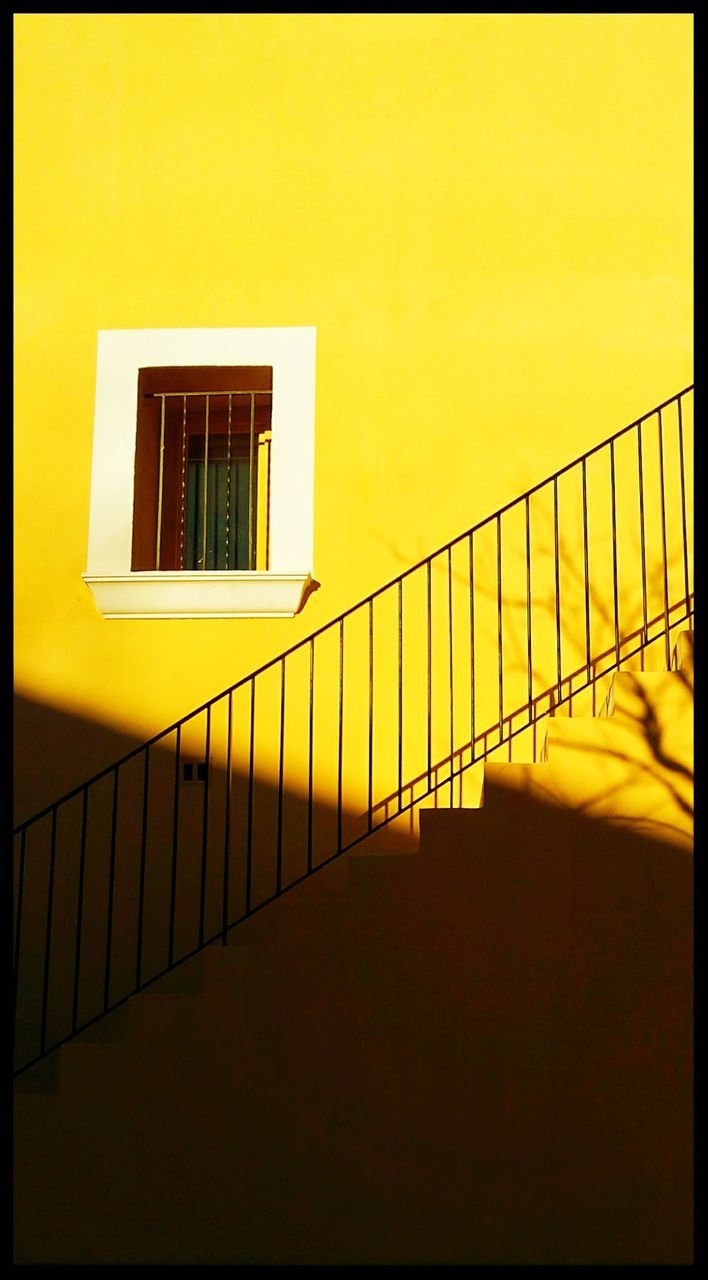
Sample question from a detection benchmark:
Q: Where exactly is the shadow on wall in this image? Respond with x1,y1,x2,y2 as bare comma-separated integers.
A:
369,620,693,844
375,389,693,794
14,608,693,1077
13,691,419,1076
408,794,692,1264
14,769,693,1265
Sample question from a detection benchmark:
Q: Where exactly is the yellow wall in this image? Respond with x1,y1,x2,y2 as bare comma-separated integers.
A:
14,13,692,818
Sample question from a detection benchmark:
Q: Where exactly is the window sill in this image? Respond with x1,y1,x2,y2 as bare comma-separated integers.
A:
83,572,317,619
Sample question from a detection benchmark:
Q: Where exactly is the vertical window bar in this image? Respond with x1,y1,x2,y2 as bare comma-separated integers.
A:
398,579,403,805
307,638,315,871
155,395,166,568
610,439,620,668
276,660,285,894
198,706,211,947
337,618,344,853
222,691,233,945
677,395,691,618
525,496,533,724
168,725,181,966
136,749,149,988
368,600,374,831
427,559,432,787
265,435,272,569
225,394,233,571
13,828,27,1027
40,807,58,1056
103,766,119,1013
468,535,475,761
246,682,255,915
553,478,562,704
248,392,256,570
637,420,648,644
657,408,671,668
190,459,200,571
71,786,89,1032
178,395,188,568
448,547,454,805
582,458,591,681
497,513,504,740
211,452,220,572
201,395,210,569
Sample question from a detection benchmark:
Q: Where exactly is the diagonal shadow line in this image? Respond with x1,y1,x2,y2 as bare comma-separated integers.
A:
13,613,694,1080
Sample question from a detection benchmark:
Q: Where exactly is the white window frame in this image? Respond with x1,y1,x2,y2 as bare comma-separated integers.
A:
83,327,316,618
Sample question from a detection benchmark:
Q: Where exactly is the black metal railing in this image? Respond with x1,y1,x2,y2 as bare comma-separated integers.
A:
13,386,694,1076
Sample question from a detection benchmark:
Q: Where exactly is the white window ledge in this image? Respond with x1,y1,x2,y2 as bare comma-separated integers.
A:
83,572,317,619
85,327,317,619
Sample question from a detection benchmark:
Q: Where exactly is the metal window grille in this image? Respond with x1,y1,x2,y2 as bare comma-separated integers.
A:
151,390,272,571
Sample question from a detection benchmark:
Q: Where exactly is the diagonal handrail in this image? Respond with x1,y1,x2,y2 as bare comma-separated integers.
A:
13,384,693,834
13,385,694,1076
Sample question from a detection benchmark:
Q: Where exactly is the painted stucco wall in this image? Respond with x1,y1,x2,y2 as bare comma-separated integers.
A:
14,13,692,819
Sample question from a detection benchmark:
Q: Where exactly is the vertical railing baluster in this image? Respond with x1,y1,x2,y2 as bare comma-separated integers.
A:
610,439,620,669
246,681,255,915
677,394,691,622
103,766,119,1012
222,692,233,945
307,638,315,871
657,408,671,668
447,547,454,804
553,477,561,704
168,725,181,966
497,513,504,742
398,579,403,806
427,560,432,787
337,618,344,853
581,458,591,682
637,419,648,646
136,750,149,987
198,705,211,947
368,600,374,831
248,392,256,570
13,828,27,1028
468,535,475,763
525,496,533,725
40,807,57,1057
13,385,695,1079
71,786,89,1031
276,660,285,893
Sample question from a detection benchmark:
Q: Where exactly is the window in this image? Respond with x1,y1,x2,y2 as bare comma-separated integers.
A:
83,328,316,618
132,366,273,572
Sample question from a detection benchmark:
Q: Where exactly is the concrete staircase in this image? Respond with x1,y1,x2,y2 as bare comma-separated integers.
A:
13,635,693,1265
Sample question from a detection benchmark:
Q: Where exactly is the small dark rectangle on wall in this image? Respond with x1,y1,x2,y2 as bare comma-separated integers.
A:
182,761,207,783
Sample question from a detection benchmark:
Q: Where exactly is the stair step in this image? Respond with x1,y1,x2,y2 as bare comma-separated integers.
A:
14,1053,61,1094
13,626,695,1263
546,667,693,848
16,797,692,1264
604,667,693,723
672,629,694,675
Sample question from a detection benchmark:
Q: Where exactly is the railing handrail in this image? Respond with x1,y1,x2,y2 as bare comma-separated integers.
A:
13,383,693,835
